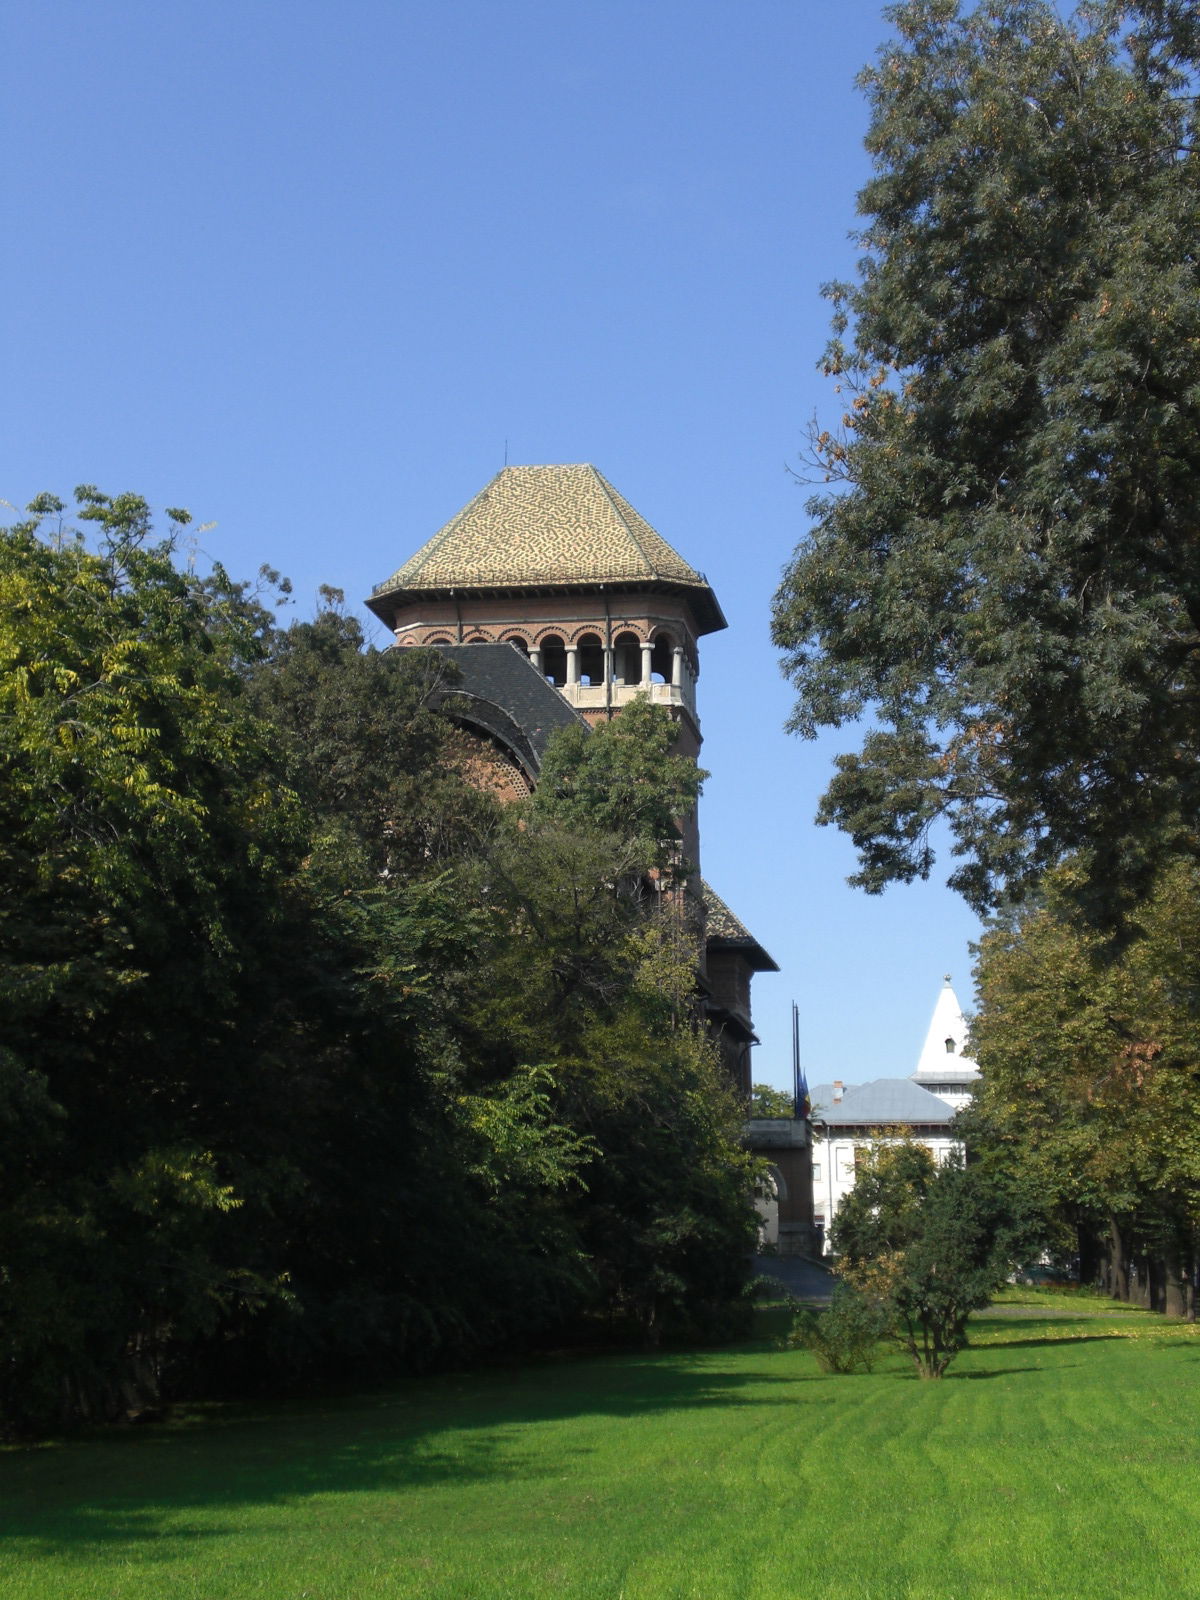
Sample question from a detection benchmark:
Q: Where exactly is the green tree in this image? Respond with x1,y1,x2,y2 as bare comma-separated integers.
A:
0,489,307,1427
460,812,761,1344
248,615,757,1357
965,860,1200,1315
833,1141,1036,1377
529,694,707,880
772,0,1200,915
750,1083,797,1118
246,603,497,877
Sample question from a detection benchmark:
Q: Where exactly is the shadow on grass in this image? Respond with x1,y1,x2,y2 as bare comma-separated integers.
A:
968,1333,1127,1352
0,1358,829,1561
946,1366,1070,1379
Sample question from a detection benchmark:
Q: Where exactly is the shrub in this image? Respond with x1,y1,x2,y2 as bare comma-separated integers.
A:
781,1284,892,1374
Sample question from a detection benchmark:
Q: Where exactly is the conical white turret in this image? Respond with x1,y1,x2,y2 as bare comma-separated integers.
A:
910,978,980,1108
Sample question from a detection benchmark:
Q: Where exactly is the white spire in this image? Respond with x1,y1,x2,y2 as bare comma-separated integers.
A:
911,978,979,1103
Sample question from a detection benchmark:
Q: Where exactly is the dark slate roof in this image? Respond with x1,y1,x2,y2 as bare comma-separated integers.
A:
702,881,779,972
431,643,585,775
809,1078,956,1127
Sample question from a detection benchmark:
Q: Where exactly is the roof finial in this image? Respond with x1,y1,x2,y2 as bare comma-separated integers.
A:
944,973,952,984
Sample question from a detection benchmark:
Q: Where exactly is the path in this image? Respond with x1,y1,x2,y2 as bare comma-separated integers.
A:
752,1254,833,1304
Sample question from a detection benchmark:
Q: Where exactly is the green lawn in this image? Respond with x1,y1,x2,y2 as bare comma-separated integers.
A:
3,1303,1199,1600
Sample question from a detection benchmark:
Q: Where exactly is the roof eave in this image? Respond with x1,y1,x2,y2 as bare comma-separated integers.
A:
365,577,728,636
705,936,780,973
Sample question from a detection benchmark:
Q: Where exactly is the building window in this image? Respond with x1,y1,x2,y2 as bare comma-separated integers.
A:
812,1163,822,1182
540,635,567,685
945,1037,956,1053
577,633,604,685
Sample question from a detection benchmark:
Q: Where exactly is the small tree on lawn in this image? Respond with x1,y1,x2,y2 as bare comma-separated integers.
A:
832,1140,1036,1378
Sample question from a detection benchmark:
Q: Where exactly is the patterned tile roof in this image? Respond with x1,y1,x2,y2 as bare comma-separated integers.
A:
702,881,779,971
369,466,724,628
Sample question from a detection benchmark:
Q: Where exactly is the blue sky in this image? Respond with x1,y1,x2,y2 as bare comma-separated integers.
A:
3,0,982,1088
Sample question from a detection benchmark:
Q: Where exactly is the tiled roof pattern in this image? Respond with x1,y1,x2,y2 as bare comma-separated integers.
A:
702,881,753,942
702,881,779,971
373,465,709,594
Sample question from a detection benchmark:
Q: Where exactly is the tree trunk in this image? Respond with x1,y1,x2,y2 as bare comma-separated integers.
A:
1163,1242,1187,1320
1188,1238,1198,1325
1108,1216,1130,1302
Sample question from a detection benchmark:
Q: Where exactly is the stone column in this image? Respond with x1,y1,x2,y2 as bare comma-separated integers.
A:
641,640,653,685
566,645,579,685
531,646,543,676
671,646,683,687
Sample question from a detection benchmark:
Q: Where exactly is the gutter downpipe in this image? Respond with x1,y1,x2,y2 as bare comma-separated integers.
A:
602,586,613,720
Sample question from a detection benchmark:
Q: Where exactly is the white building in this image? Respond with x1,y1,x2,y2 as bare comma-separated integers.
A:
809,980,980,1253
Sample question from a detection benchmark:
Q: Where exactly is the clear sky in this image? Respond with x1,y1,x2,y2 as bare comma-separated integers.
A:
3,0,982,1089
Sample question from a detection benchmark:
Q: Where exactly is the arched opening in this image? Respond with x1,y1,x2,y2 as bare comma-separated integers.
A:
754,1165,782,1247
613,631,642,685
577,632,604,686
466,636,489,644
650,631,674,684
504,636,529,657
425,636,451,645
540,634,567,686
944,1037,956,1054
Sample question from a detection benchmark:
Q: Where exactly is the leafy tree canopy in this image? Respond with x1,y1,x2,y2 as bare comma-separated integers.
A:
528,695,707,879
750,1083,797,1118
772,0,1200,916
833,1139,1038,1376
964,858,1200,1311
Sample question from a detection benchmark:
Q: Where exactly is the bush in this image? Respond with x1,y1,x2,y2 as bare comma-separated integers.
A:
781,1284,892,1374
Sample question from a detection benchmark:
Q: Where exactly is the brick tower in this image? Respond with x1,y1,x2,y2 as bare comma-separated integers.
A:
365,463,777,1093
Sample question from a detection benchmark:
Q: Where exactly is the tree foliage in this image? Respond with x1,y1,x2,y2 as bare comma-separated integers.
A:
529,694,707,879
964,860,1200,1313
832,1140,1036,1376
772,0,1200,915
750,1083,797,1118
0,489,307,1426
0,492,758,1430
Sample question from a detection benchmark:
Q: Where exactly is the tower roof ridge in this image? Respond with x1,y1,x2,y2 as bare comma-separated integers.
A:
590,466,680,582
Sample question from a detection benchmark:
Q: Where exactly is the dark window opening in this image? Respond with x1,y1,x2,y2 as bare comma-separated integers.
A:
577,633,604,686
614,631,642,684
541,635,567,686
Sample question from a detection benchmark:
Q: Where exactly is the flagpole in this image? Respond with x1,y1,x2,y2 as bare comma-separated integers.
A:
792,1001,800,1118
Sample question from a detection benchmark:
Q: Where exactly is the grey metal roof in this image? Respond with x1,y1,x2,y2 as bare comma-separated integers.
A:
911,1067,980,1085
810,1078,957,1127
